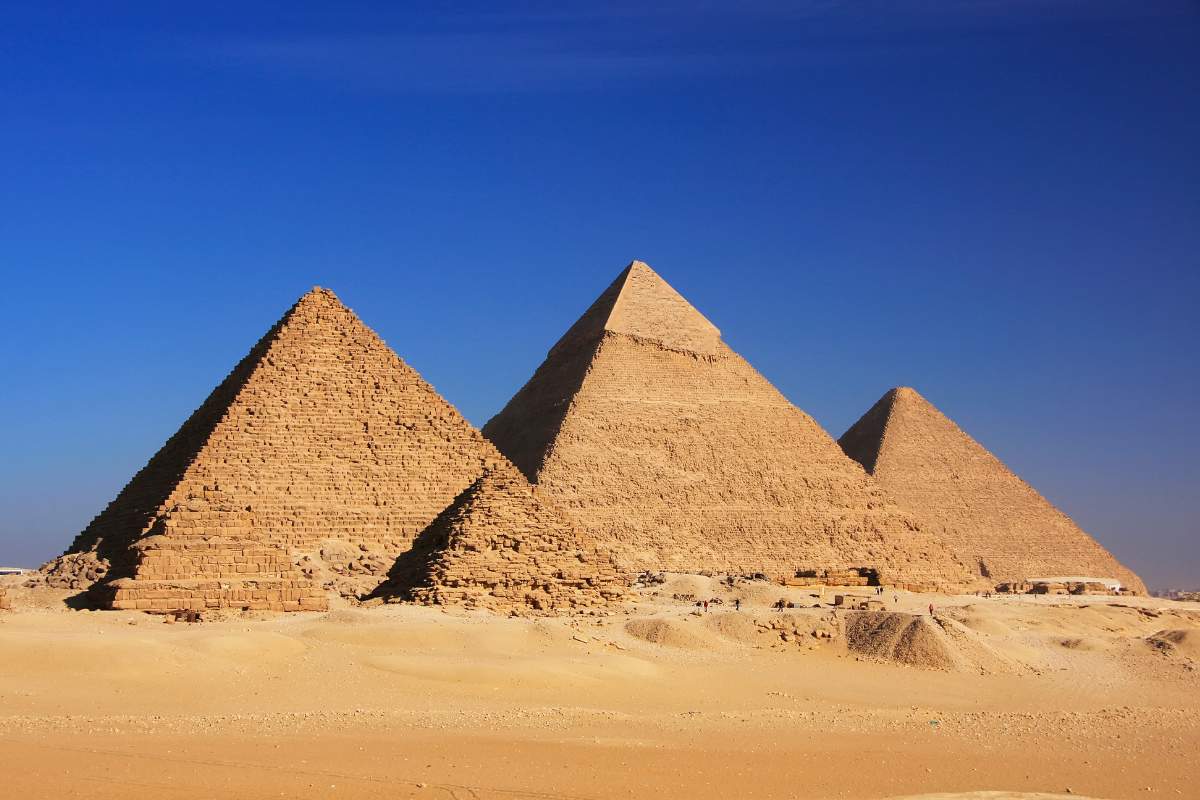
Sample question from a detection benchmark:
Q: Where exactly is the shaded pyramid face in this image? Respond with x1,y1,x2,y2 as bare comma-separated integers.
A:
838,387,1146,593
483,261,974,588
65,288,506,612
377,462,626,614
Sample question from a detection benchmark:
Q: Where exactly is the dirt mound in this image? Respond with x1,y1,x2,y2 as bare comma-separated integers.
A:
845,612,960,670
625,617,720,650
701,611,763,645
659,573,717,600
1148,629,1200,659
844,611,1032,673
946,605,1014,636
934,616,1036,674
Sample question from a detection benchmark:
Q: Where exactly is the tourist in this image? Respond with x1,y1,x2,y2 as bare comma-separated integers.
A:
734,598,741,611
928,603,935,616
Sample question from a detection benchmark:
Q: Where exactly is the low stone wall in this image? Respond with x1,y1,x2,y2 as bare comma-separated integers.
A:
104,578,328,612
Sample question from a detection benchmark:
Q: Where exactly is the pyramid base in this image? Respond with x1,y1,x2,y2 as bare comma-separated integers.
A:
101,578,328,613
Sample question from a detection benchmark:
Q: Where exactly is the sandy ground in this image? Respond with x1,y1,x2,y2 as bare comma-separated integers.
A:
1,575,1197,800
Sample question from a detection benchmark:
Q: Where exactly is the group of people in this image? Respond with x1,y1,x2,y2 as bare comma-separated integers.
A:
701,586,941,613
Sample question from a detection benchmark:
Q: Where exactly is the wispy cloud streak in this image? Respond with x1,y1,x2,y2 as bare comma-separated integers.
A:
198,1,1199,93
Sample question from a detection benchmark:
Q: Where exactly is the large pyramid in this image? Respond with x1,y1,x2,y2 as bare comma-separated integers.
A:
838,387,1145,593
377,462,627,614
63,288,507,612
482,261,975,589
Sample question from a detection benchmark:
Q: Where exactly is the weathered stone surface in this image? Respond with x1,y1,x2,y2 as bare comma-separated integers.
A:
483,261,975,590
57,287,511,611
838,387,1145,594
26,551,108,591
379,463,627,614
0,587,10,611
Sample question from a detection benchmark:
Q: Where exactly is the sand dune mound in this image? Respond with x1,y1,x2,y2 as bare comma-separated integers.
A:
935,616,1034,673
660,574,716,599
947,605,1015,636
1148,629,1200,659
625,617,721,650
846,612,960,670
701,611,763,645
845,611,1030,673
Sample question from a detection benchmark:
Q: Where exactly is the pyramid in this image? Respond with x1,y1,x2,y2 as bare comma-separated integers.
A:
482,261,975,589
838,387,1146,593
63,288,508,612
377,462,627,614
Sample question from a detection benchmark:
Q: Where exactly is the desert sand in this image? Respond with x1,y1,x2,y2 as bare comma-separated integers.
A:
2,576,1197,800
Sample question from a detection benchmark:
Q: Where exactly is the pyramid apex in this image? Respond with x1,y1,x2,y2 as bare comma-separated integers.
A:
549,261,721,356
890,387,948,418
885,386,925,406
293,286,346,309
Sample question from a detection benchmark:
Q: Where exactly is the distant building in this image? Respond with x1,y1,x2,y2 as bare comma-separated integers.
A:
1156,589,1200,602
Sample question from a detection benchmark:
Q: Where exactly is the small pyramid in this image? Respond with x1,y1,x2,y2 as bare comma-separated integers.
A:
483,262,975,589
378,462,626,614
62,287,507,611
838,387,1146,593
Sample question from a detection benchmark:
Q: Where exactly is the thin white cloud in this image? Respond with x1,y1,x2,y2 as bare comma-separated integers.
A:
198,1,1198,93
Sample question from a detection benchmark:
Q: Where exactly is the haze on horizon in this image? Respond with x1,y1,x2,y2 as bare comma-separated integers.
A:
1,1,1196,589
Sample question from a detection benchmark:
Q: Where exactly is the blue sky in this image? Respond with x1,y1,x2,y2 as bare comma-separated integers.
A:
1,1,1197,588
